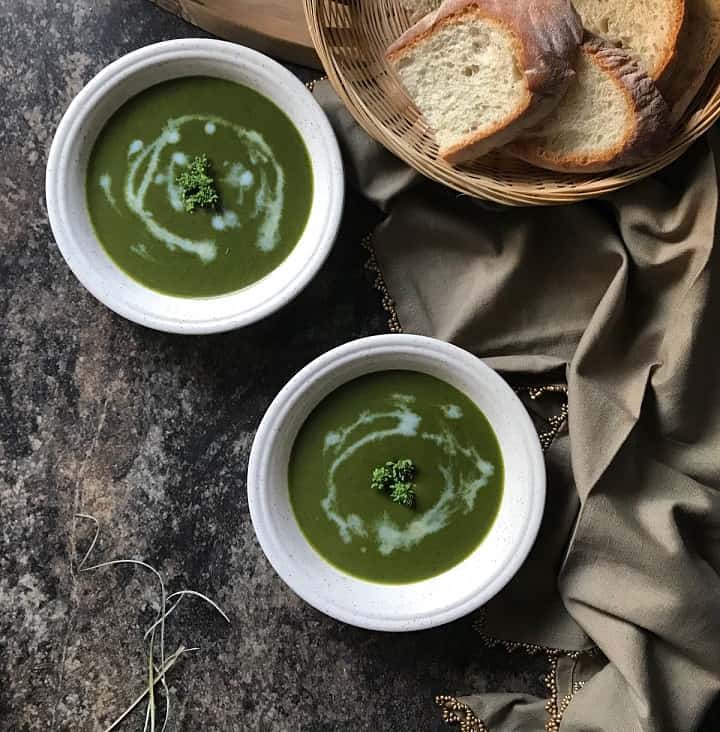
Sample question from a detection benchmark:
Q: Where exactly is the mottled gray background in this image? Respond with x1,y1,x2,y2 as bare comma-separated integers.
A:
0,1,551,730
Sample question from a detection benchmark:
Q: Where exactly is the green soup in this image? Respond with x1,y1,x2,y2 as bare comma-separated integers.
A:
289,371,504,584
86,77,313,297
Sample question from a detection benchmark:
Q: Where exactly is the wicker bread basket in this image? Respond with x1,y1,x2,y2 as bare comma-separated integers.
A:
304,0,720,205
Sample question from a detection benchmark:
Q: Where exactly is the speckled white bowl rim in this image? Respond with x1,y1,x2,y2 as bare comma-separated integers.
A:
248,334,546,632
45,39,344,334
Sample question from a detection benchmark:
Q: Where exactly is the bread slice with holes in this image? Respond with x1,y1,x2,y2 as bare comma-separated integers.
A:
571,0,685,83
386,0,584,165
507,36,670,173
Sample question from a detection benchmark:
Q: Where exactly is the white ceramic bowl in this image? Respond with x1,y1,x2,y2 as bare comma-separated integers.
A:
46,39,344,334
248,334,545,631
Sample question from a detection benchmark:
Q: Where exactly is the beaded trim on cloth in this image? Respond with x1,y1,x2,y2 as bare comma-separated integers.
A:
515,384,569,452
472,609,588,658
434,657,589,732
467,609,597,732
361,233,403,333
545,653,587,732
305,76,327,93
435,696,489,732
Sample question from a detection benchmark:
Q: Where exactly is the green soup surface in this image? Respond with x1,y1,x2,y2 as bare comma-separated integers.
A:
289,371,504,584
86,76,313,297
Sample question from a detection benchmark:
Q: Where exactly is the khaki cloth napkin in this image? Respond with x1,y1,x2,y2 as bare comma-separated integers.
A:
315,81,720,732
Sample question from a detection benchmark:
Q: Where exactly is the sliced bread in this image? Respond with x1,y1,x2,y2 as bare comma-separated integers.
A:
400,0,442,23
660,0,720,122
386,0,584,165
571,0,685,83
507,36,670,173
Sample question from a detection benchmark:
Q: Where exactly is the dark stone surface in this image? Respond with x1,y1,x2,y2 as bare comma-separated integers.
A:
0,1,548,730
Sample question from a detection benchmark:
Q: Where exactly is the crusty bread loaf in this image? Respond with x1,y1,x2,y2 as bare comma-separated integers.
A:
386,0,583,165
400,0,441,23
571,0,685,83
508,36,670,173
660,0,720,122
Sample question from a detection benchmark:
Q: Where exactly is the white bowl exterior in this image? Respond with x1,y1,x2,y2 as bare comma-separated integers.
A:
248,335,546,631
45,40,344,333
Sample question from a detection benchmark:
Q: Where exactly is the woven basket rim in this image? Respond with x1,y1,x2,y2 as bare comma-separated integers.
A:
303,0,720,206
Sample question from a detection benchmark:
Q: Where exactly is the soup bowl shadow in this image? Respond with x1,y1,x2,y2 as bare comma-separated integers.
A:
45,39,344,334
247,334,546,632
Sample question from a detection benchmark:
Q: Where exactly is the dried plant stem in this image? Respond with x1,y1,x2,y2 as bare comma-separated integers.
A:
104,646,194,732
157,667,171,732
147,627,156,731
74,515,228,732
144,591,229,641
142,701,151,732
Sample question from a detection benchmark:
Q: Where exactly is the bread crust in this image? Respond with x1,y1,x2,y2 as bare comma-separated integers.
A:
507,36,670,173
571,0,685,84
652,0,685,84
386,0,584,164
644,0,684,84
659,0,720,122
400,0,442,24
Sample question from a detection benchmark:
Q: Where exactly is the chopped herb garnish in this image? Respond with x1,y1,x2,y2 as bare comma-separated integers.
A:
371,458,418,508
176,154,219,213
371,464,393,493
390,481,416,508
